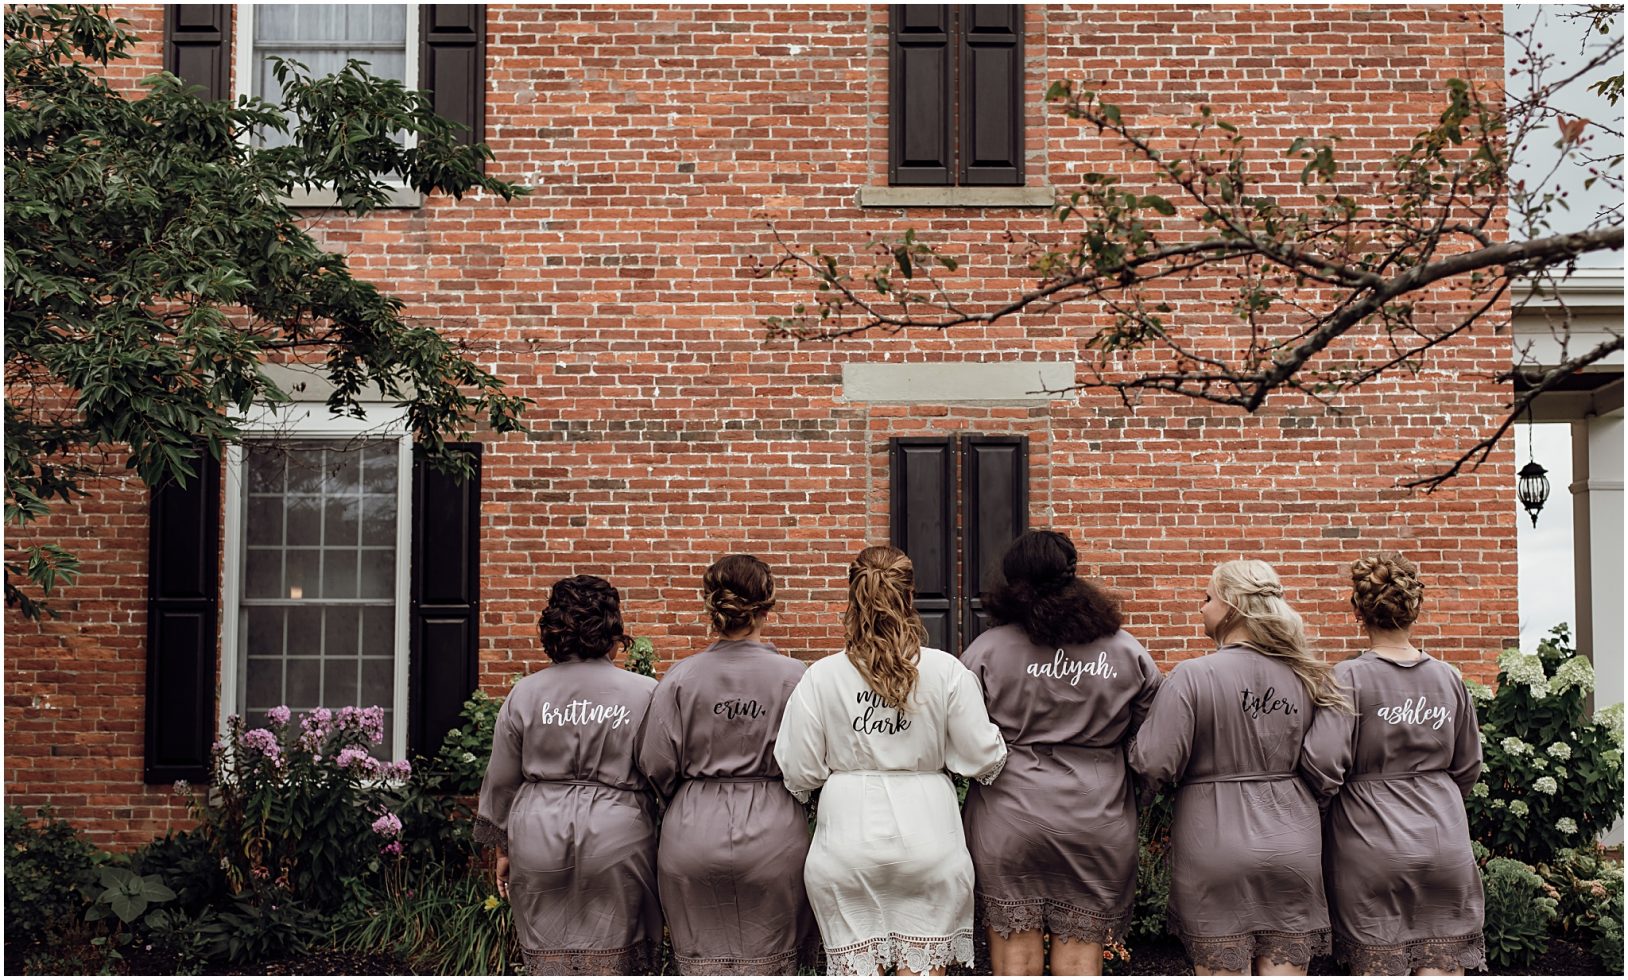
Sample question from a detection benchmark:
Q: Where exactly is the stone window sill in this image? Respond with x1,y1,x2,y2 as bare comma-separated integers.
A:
856,185,1057,209
284,185,424,209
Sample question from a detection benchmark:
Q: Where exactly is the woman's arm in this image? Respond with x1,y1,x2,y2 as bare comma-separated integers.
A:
1128,665,1196,805
475,695,523,851
774,677,831,803
945,662,1007,784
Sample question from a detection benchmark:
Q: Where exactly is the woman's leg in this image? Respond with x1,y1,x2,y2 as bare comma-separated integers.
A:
1047,935,1104,976
1192,965,1248,977
1254,955,1307,976
988,927,1047,975
1414,969,1465,977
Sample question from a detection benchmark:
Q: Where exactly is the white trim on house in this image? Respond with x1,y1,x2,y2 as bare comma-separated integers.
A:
220,393,414,760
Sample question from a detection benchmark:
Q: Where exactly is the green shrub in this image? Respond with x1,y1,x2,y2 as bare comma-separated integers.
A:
1481,855,1558,971
129,828,225,916
624,636,658,678
332,865,517,975
1537,846,1625,975
1127,791,1174,944
1465,624,1625,863
427,688,507,795
3,806,106,959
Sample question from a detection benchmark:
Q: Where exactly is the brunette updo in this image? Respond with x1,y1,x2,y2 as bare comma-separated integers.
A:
538,575,631,663
1349,552,1424,631
703,554,776,635
982,529,1122,647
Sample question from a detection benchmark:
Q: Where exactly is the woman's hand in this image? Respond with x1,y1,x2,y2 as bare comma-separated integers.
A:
495,851,511,899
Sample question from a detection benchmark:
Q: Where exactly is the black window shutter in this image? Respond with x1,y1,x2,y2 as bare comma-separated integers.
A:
421,5,487,159
889,5,953,186
889,437,957,653
145,450,222,784
409,444,482,758
961,435,1028,647
958,5,1025,186
163,5,231,101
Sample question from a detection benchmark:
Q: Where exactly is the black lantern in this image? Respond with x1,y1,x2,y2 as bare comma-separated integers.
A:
1518,460,1550,528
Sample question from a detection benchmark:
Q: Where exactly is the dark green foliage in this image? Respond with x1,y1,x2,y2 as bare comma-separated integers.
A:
194,891,324,968
427,688,507,795
331,863,518,975
1127,791,1174,943
3,806,106,959
1480,853,1559,972
1465,624,1624,863
1538,846,1625,975
129,828,225,916
4,4,530,617
624,636,659,678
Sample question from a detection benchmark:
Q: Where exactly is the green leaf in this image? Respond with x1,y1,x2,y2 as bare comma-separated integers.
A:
1139,195,1177,216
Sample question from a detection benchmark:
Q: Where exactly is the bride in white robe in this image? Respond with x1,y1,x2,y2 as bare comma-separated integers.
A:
775,546,1006,976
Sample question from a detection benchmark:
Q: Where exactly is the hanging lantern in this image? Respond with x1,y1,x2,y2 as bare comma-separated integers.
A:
1518,460,1550,528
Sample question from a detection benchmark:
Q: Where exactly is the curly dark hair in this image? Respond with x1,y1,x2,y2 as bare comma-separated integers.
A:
538,575,631,663
982,529,1122,648
1350,552,1424,630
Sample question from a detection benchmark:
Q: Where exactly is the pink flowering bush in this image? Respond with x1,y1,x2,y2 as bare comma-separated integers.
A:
184,706,410,917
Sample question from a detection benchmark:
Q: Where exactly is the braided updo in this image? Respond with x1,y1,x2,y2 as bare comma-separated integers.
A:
703,554,777,636
1349,552,1424,630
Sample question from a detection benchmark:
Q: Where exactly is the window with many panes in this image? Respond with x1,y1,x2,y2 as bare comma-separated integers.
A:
222,416,413,759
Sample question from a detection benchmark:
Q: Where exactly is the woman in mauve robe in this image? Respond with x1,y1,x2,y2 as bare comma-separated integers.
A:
959,530,1163,976
1130,560,1345,976
775,545,1007,977
1299,553,1486,975
636,554,816,975
476,575,662,975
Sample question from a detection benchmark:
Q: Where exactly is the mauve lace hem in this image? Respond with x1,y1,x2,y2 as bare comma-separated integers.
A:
472,815,506,850
1176,927,1332,972
674,947,806,976
1337,932,1487,975
825,930,974,976
521,941,654,975
979,895,1128,945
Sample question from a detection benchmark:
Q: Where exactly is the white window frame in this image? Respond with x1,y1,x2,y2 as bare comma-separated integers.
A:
220,401,415,760
234,3,423,209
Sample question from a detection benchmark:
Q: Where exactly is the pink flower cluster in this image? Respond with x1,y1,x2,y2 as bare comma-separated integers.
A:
335,745,385,775
267,705,292,727
381,840,404,857
240,727,283,765
371,811,403,838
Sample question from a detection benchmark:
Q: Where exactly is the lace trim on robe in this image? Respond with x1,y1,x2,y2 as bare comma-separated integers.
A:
520,940,653,976
973,750,1007,786
471,814,507,850
674,947,804,976
1176,927,1332,973
1336,932,1487,975
824,930,975,976
980,895,1127,945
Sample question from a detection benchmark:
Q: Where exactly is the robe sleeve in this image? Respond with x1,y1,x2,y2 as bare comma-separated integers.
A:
774,676,830,804
1125,641,1164,740
635,676,684,802
944,662,1007,784
1447,675,1484,798
1128,663,1195,806
1299,669,1358,806
475,693,523,851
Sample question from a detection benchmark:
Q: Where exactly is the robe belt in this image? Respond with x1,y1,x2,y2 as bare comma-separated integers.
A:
1183,769,1297,785
538,777,642,793
1348,768,1446,782
686,775,779,783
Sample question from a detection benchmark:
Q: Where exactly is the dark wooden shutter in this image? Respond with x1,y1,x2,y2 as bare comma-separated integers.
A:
409,444,482,758
163,5,231,101
421,5,487,156
889,5,953,186
145,450,222,783
959,5,1025,186
961,435,1028,647
889,437,957,652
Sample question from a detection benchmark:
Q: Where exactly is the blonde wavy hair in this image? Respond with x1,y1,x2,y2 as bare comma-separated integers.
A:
1210,559,1349,711
843,545,926,711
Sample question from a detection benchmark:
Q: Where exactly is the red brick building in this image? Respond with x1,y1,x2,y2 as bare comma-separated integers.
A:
6,4,1514,848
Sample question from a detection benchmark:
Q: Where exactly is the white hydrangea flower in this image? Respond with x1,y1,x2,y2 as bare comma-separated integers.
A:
1464,679,1494,705
1552,766,1569,780
1531,757,1548,771
1552,656,1595,695
1547,742,1573,761
1534,776,1558,795
1501,737,1529,756
1509,800,1530,817
460,751,477,764
1471,782,1489,798
1498,649,1550,698
1556,817,1578,834
1596,703,1625,748
1492,798,1507,809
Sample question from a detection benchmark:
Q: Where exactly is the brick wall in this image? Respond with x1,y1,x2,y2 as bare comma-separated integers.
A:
5,4,1514,849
